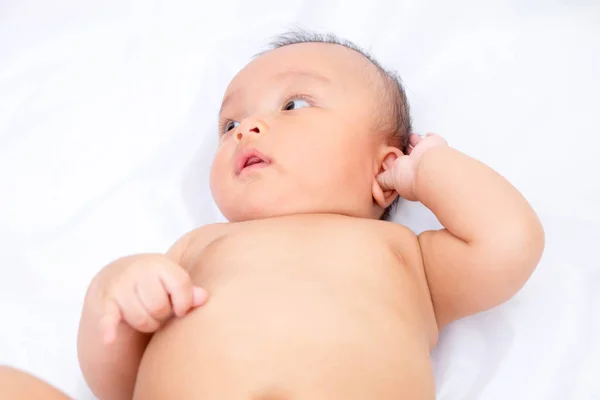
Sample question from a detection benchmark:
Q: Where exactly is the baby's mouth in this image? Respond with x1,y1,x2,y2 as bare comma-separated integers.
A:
244,155,265,168
236,149,271,175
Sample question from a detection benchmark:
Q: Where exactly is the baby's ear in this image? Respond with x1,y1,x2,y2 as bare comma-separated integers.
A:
372,146,403,209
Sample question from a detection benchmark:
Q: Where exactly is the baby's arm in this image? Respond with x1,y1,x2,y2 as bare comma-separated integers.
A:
379,134,544,329
416,137,544,328
77,234,201,400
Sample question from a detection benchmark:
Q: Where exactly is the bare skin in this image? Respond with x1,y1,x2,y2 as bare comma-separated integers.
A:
134,215,437,399
76,42,545,400
0,366,70,399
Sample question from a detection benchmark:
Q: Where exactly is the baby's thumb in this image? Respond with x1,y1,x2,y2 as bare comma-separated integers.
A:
192,286,209,307
100,299,121,345
376,169,396,191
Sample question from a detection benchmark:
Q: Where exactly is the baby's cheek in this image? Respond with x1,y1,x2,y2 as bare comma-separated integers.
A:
209,155,228,194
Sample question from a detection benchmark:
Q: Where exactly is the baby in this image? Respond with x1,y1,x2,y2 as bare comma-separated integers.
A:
0,31,544,399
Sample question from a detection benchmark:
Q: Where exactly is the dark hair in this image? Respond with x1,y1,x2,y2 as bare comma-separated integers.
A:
262,29,412,220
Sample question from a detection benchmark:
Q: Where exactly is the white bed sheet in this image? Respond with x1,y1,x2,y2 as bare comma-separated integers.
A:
1,0,599,398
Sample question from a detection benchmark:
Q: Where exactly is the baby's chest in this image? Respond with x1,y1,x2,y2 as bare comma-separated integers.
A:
139,221,434,399
183,226,408,293
174,230,418,348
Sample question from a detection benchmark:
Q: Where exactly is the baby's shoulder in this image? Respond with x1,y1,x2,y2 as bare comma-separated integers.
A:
371,219,423,263
373,219,419,244
185,222,237,244
169,223,235,261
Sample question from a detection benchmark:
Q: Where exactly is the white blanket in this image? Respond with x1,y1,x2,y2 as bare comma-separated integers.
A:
1,1,598,398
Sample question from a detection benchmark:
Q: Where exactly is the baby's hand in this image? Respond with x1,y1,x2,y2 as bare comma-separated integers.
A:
100,255,208,344
377,133,448,201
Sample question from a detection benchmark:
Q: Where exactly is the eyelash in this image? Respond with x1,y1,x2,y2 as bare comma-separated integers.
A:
218,93,315,136
281,93,314,110
217,119,233,136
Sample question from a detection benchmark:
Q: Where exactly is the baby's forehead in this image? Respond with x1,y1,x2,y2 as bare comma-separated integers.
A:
224,42,384,97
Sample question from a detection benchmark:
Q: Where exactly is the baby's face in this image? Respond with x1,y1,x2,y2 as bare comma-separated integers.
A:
210,42,395,222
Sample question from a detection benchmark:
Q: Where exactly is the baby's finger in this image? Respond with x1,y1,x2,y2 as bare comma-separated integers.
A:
376,169,396,191
192,286,209,307
136,275,172,322
409,134,422,147
158,265,195,317
100,299,122,345
120,290,160,333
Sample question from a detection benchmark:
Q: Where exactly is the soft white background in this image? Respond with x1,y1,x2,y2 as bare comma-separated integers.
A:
1,0,598,398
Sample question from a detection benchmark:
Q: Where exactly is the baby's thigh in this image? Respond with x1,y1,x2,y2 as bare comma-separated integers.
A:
0,366,70,399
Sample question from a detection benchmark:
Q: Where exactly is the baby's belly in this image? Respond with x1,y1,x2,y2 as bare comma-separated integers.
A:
134,226,434,399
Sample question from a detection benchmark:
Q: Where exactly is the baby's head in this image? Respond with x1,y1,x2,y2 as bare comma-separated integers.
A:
210,31,412,222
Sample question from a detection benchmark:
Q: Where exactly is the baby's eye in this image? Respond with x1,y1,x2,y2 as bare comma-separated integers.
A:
224,120,240,132
283,98,310,111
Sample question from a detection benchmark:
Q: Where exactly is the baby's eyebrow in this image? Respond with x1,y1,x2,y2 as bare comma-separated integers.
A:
273,70,332,84
219,70,331,116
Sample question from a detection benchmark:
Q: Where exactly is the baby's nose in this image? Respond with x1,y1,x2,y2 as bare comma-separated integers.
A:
236,126,260,142
236,119,267,142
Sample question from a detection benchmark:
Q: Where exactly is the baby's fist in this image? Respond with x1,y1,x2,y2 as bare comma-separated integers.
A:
100,255,208,344
377,133,447,201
